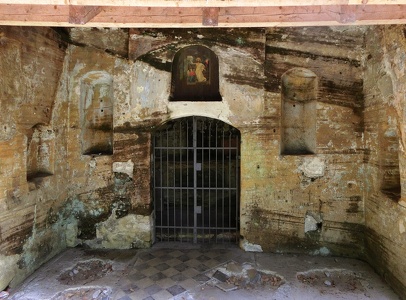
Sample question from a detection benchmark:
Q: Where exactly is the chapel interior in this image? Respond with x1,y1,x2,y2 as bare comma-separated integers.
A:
1,1,406,299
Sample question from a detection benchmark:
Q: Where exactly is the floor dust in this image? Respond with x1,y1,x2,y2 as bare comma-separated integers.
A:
7,243,401,300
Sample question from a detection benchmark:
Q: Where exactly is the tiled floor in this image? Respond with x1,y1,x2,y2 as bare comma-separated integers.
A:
9,243,400,300
113,246,251,300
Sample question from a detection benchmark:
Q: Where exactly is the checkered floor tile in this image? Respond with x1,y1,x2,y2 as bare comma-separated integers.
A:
115,247,235,300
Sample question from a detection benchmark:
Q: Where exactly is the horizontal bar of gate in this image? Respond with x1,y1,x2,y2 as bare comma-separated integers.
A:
154,146,238,150
156,226,237,230
154,187,237,190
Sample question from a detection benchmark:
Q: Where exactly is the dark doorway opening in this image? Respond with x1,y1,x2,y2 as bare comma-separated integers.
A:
152,116,240,243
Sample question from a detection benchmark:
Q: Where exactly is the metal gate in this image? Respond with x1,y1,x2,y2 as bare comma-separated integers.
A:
152,116,240,243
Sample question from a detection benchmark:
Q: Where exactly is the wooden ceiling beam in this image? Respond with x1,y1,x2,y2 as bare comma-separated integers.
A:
202,7,220,26
1,4,406,27
2,0,406,8
69,5,102,24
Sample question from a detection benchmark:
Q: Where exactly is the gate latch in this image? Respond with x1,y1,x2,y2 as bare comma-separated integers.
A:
195,163,202,171
195,206,202,214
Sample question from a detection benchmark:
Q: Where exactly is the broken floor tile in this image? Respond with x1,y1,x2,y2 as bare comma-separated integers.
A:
226,262,243,274
216,282,238,292
212,270,229,282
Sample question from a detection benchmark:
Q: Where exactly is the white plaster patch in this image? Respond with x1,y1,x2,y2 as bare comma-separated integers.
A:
89,159,96,169
310,247,331,256
113,160,134,178
399,218,406,234
241,239,263,252
305,215,319,232
299,157,326,178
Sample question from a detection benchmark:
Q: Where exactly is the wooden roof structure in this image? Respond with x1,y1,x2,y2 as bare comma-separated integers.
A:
1,0,406,27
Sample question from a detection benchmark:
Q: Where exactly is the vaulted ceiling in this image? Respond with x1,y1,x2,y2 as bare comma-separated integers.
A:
1,0,406,27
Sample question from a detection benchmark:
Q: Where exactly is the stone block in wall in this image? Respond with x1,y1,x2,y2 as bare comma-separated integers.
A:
0,254,20,291
85,213,152,249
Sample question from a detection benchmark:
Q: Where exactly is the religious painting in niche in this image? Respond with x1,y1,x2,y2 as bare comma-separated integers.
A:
185,54,210,85
170,45,221,102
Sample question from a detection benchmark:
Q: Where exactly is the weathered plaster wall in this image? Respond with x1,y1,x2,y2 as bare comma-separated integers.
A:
60,27,368,256
364,25,406,297
64,27,367,258
0,27,68,290
241,27,366,255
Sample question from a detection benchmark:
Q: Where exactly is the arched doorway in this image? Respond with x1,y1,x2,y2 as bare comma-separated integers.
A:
152,116,240,243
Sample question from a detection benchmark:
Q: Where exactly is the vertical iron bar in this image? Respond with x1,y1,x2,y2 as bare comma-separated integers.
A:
179,121,183,242
166,126,170,241
153,132,156,241
228,132,232,240
160,130,163,241
236,133,240,242
222,125,225,243
173,126,176,241
186,119,189,241
208,121,212,242
201,118,205,242
193,117,197,243
215,121,218,243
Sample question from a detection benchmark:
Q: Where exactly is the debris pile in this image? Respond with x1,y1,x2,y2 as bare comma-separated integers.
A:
296,269,366,293
207,261,284,292
58,260,113,285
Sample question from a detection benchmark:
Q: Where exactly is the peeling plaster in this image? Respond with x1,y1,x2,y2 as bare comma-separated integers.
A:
112,160,134,178
299,156,326,178
241,239,263,252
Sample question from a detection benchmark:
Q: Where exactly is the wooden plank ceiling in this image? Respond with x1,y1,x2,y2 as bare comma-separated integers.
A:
1,0,406,27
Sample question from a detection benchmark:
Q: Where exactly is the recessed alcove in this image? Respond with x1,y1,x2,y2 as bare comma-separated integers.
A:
80,71,113,155
379,107,401,201
281,68,318,155
26,124,55,182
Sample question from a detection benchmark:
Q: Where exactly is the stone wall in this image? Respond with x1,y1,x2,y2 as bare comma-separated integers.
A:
363,25,406,297
63,27,366,257
1,25,405,297
243,27,366,255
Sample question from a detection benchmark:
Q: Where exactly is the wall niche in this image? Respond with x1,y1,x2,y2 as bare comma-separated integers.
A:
281,68,318,155
80,71,113,155
379,106,401,201
27,124,55,182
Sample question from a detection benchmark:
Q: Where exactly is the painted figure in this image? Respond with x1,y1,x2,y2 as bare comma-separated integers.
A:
195,57,207,82
187,66,196,83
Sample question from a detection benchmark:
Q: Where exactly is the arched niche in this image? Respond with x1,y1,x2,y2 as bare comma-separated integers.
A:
170,45,221,102
80,71,113,155
281,68,318,155
27,123,55,182
380,106,401,201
